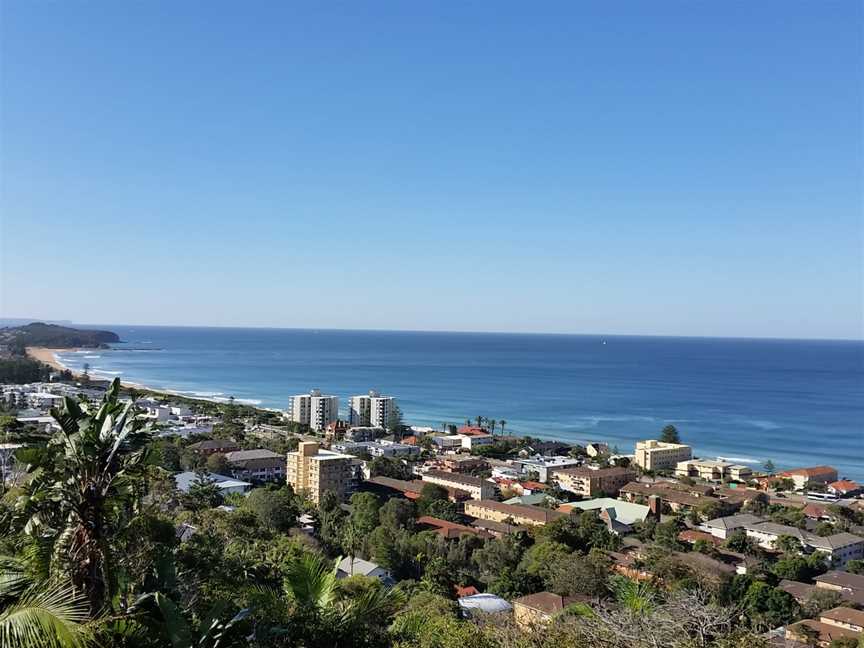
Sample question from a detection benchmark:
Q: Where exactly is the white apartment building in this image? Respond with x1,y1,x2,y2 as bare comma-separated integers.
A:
287,389,339,431
349,390,397,429
634,440,693,472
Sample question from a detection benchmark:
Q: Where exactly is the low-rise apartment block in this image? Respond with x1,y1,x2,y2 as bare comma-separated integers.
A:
464,499,566,527
675,459,752,482
634,440,693,472
225,449,285,483
421,469,495,500
512,455,581,482
742,520,864,567
286,441,356,504
551,466,636,497
333,441,419,459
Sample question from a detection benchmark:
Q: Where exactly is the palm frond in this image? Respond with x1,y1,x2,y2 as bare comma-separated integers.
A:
0,582,90,648
283,553,338,610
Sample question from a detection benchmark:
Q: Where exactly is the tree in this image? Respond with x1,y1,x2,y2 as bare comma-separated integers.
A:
417,483,449,515
205,452,229,474
0,557,91,648
378,498,415,532
763,459,775,474
424,498,460,522
773,534,802,555
183,473,224,511
548,550,611,598
845,559,864,575
130,592,249,648
243,486,298,532
349,492,381,537
499,420,506,436
282,553,405,647
21,378,152,615
659,424,680,444
518,541,571,584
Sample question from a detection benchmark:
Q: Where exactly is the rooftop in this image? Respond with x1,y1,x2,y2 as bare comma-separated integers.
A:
513,592,588,614
423,469,489,488
561,497,650,526
225,449,283,462
466,499,565,524
814,571,864,592
703,513,764,530
820,606,864,627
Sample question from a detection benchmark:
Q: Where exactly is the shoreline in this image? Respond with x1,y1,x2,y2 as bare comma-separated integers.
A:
24,346,274,411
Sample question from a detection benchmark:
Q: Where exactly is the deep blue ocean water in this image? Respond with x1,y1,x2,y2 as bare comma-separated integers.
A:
55,326,864,480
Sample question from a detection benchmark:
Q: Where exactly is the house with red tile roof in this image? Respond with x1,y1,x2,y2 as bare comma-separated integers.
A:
828,480,862,497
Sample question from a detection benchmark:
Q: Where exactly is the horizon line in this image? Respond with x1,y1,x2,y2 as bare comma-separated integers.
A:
5,317,863,344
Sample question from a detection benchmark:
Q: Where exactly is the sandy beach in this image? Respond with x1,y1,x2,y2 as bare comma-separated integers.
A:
26,347,73,373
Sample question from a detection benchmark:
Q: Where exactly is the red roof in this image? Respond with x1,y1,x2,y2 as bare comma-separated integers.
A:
458,425,489,436
678,530,721,545
780,466,837,478
520,481,547,491
829,480,860,492
402,436,419,445
456,585,480,597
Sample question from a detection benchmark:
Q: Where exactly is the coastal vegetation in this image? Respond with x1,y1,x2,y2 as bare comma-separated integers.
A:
0,322,120,353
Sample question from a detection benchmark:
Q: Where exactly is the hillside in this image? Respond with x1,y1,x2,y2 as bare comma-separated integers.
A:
0,322,120,352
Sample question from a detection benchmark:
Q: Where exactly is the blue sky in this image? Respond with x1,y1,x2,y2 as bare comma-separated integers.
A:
1,2,861,339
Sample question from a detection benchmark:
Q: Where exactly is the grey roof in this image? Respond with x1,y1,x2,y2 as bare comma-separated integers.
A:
807,532,864,550
458,593,513,614
174,471,251,493
565,498,650,526
225,449,283,462
703,513,764,530
337,557,389,578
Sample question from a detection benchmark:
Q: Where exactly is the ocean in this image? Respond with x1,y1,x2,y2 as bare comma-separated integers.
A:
54,326,864,480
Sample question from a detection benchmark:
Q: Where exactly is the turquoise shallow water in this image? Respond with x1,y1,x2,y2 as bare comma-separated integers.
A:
56,326,864,480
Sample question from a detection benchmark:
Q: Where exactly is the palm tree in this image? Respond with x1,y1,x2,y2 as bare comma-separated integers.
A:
130,592,249,648
499,420,506,436
283,553,405,643
475,415,483,429
0,556,91,648
487,419,496,435
613,577,657,615
22,378,152,615
341,522,361,576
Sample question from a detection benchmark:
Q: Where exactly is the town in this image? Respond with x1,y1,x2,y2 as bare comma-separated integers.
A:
2,377,863,648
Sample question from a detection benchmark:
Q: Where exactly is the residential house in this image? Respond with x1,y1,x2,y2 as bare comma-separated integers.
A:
513,592,589,628
336,557,394,585
560,497,653,534
829,480,863,498
585,442,609,458
778,466,839,491
174,471,251,495
417,516,490,540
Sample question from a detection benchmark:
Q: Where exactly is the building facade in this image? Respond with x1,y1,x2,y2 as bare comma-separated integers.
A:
551,466,636,497
287,390,339,431
286,441,356,503
348,390,397,429
634,440,693,471
464,500,565,527
421,469,496,500
675,459,753,482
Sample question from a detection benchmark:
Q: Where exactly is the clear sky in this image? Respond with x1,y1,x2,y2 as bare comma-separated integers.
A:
1,2,861,339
